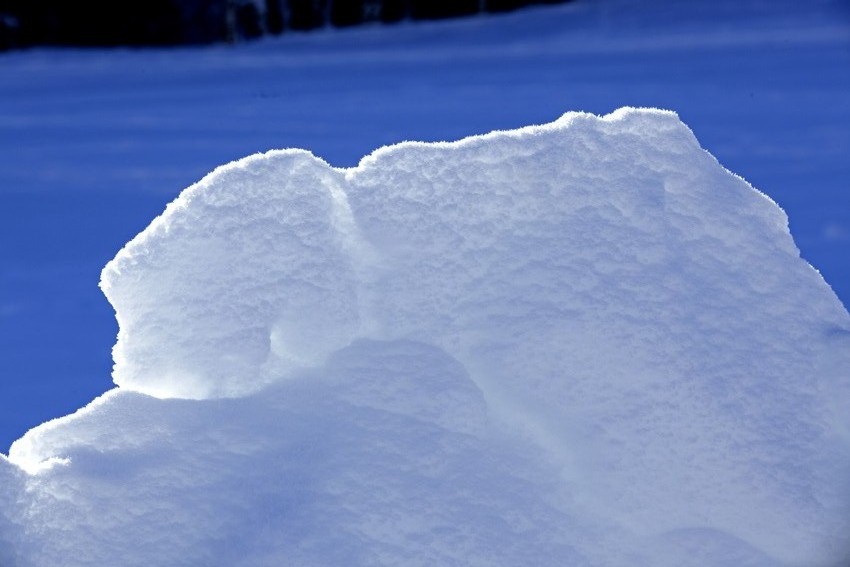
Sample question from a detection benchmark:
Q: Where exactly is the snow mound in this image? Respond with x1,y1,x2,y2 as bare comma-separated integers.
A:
3,108,850,566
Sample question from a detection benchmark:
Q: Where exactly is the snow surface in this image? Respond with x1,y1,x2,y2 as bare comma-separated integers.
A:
1,108,849,566
2,0,849,454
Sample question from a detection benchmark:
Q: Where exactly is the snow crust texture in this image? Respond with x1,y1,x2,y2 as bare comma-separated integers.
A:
3,108,850,566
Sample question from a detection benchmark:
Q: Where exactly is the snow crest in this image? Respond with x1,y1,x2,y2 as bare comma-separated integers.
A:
3,108,850,566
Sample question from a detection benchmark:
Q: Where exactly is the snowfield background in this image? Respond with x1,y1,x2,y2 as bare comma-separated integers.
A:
1,0,848,449
1,0,849,565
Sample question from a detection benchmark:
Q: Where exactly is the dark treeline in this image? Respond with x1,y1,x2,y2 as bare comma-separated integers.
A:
0,0,570,50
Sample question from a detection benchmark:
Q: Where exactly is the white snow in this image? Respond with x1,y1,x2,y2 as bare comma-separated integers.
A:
3,0,849,457
2,108,850,566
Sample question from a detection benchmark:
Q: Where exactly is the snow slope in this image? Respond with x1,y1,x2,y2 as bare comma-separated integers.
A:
1,109,849,566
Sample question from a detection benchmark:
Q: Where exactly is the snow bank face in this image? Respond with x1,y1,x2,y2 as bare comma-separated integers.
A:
100,150,364,398
6,341,587,567
3,108,850,566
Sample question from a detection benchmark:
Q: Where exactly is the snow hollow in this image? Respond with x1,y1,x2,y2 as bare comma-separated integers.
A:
1,108,849,566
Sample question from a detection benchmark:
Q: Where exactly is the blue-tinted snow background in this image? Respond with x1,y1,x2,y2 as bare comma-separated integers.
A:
1,0,849,449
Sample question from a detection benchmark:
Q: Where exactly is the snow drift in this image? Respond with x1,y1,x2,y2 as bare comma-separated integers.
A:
2,108,849,566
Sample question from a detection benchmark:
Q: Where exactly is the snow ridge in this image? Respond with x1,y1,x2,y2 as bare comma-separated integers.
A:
2,108,849,566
